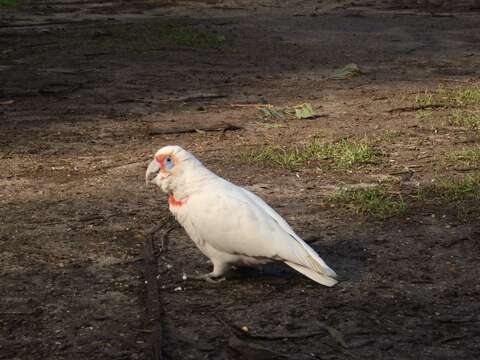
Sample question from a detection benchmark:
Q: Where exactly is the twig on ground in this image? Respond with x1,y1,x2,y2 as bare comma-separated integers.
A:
158,93,226,103
215,315,289,359
452,167,479,172
216,314,348,348
149,123,243,136
438,334,467,344
386,104,455,113
442,237,470,248
0,21,89,28
230,103,264,107
0,311,38,315
39,82,82,95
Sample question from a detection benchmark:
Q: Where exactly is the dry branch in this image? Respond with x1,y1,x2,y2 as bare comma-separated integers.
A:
149,123,243,136
386,103,454,113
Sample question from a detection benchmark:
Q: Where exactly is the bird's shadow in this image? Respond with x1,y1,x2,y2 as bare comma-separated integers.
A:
226,236,367,284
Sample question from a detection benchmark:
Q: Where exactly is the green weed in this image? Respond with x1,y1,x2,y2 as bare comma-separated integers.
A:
414,85,480,107
416,109,433,119
448,147,480,167
449,111,480,130
415,90,434,106
370,130,402,144
449,87,480,106
328,186,407,219
418,174,480,202
248,138,381,169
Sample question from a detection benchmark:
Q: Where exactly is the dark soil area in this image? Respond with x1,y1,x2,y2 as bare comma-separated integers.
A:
1,1,480,359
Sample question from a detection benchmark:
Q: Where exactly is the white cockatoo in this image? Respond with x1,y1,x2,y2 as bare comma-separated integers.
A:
146,145,338,286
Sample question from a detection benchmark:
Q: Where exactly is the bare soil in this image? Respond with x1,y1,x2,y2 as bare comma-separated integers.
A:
1,1,480,359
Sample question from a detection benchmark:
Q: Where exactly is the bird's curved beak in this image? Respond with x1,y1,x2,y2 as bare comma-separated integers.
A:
145,160,160,186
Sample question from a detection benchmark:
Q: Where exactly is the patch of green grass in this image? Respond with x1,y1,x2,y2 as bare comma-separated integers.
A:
449,110,480,130
370,130,401,144
0,0,18,6
448,147,480,167
248,144,308,169
248,138,381,169
438,175,480,201
448,87,480,106
419,174,480,202
328,186,407,219
330,139,380,166
97,21,225,52
415,90,434,106
416,109,433,119
414,85,480,107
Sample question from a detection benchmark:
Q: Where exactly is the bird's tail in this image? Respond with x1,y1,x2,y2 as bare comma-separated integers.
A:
284,261,338,287
293,236,338,276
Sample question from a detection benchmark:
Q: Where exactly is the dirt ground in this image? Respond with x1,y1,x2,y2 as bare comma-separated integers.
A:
1,0,480,359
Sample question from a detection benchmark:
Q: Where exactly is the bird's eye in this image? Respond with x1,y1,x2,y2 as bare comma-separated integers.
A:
163,156,174,170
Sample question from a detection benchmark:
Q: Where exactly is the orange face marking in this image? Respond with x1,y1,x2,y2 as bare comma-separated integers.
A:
155,153,177,171
155,154,168,170
168,193,188,207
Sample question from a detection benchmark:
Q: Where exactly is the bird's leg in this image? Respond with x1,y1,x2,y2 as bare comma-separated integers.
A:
188,262,230,284
189,272,226,283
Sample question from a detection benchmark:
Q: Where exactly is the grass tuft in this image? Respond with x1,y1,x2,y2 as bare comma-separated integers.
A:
414,85,480,107
415,90,434,106
436,175,480,202
416,109,433,119
331,140,380,166
449,111,480,130
418,174,480,203
328,186,407,219
449,87,480,106
370,130,402,144
248,138,381,169
448,146,480,167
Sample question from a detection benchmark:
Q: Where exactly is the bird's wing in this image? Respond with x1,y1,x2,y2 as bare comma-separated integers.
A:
187,181,337,281
238,186,337,278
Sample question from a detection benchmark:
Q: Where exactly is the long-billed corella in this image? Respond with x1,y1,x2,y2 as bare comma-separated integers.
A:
146,145,338,286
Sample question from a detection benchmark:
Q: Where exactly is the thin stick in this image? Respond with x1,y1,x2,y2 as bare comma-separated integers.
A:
217,314,348,347
149,123,243,136
386,103,456,113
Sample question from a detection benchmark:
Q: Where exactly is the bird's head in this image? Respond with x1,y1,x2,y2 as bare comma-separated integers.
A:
145,145,202,194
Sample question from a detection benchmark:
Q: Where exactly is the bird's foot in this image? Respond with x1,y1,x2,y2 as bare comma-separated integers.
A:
187,273,226,284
